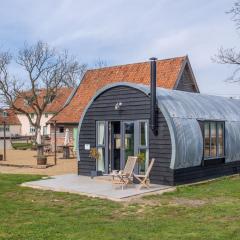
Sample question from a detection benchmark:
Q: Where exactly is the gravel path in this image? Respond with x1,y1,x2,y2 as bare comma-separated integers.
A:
0,149,77,176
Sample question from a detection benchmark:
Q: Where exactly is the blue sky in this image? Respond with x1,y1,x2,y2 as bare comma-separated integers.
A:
0,0,240,96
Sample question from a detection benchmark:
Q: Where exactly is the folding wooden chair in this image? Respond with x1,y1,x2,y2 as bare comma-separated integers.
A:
133,158,155,189
111,156,137,190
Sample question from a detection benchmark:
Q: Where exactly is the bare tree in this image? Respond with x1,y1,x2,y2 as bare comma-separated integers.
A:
213,0,240,82
64,56,87,87
0,41,86,140
94,58,108,69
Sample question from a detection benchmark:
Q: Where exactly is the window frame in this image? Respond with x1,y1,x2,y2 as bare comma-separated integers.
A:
0,125,9,132
58,126,65,133
30,126,35,133
3,111,8,117
201,120,225,161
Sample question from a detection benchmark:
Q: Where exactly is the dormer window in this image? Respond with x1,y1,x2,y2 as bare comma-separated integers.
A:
2,111,8,117
24,96,34,106
24,99,29,106
44,95,56,104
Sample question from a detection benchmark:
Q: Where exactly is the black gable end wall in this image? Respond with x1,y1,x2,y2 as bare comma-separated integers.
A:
78,86,173,185
176,64,198,93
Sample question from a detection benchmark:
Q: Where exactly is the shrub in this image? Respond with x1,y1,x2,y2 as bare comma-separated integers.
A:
12,142,33,150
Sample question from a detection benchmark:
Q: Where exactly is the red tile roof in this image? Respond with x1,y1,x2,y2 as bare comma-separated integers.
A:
0,109,21,125
14,87,73,114
51,56,186,124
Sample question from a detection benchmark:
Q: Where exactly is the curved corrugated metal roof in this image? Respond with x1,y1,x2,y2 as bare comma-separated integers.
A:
156,88,240,121
155,86,240,169
77,82,240,170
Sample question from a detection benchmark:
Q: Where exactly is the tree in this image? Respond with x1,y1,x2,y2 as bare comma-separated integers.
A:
94,58,108,69
0,41,86,140
213,0,240,82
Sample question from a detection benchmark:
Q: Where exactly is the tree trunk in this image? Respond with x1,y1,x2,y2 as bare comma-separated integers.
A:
34,115,42,145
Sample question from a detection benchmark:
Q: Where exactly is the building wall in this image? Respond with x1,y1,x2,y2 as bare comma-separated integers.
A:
174,161,240,185
176,64,198,93
17,113,53,136
50,124,78,152
78,86,173,185
0,125,21,137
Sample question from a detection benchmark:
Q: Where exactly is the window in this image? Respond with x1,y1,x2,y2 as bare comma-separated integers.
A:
43,126,48,135
218,122,224,157
2,111,8,117
44,95,56,104
24,96,35,106
30,126,35,133
59,126,64,133
30,113,34,119
138,121,149,174
96,121,106,172
0,125,9,132
45,113,48,118
203,121,225,160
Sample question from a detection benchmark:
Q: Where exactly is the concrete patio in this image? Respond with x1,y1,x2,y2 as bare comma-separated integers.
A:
21,174,174,201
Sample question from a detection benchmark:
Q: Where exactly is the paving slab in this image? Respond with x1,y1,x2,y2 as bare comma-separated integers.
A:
21,174,173,201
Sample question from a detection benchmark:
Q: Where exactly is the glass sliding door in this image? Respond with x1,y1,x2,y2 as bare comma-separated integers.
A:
123,122,135,168
96,121,106,172
138,121,149,174
104,120,149,173
109,121,121,171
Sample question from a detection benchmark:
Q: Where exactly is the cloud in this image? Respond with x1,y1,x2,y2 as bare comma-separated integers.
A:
0,0,240,95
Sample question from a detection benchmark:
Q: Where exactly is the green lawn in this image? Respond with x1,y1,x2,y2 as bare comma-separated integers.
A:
0,174,240,240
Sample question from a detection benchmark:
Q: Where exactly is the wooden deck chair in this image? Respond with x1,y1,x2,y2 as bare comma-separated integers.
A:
112,156,137,190
133,158,155,190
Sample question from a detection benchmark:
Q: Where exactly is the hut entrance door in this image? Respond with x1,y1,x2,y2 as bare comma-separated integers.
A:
109,121,136,172
109,121,121,171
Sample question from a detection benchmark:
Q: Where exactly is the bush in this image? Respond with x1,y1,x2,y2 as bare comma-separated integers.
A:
12,142,33,150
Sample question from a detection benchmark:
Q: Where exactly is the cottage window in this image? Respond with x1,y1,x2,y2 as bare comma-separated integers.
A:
3,111,8,117
0,125,9,132
203,121,225,160
59,126,64,133
30,126,35,133
43,126,48,135
44,95,56,104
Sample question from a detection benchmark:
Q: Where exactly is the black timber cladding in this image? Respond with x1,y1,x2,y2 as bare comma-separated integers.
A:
174,161,240,185
78,86,173,185
176,64,198,92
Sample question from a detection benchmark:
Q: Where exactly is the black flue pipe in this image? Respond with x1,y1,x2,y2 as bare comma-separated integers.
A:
150,57,158,135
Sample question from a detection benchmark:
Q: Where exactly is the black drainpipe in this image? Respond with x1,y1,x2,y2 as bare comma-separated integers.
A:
150,57,158,135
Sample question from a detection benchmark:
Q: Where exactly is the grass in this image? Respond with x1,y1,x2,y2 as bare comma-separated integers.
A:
0,174,240,240
11,142,33,150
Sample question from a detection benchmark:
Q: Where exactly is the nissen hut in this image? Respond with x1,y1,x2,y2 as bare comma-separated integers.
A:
76,58,240,185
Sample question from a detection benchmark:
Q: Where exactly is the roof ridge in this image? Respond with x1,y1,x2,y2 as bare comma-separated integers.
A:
87,55,187,72
50,55,188,123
